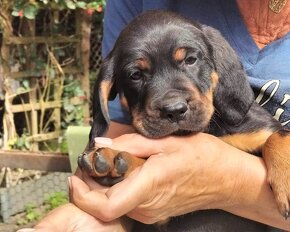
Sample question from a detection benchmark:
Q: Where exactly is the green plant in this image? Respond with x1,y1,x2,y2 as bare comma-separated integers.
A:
11,0,106,19
61,75,86,129
17,203,41,225
8,130,30,150
17,191,68,225
44,191,68,211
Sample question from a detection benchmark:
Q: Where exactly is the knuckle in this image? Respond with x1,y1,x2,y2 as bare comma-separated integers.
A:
138,213,158,225
141,217,157,224
99,207,116,222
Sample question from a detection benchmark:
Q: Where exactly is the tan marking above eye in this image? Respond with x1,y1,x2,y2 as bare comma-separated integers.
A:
136,58,150,71
173,48,187,62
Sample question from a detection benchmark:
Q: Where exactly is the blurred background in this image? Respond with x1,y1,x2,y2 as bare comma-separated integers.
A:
0,1,105,231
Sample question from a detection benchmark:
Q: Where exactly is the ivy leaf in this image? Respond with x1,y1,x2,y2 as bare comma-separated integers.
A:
22,80,30,89
65,0,76,9
76,1,87,9
23,4,38,19
12,10,20,17
40,0,49,4
87,2,98,8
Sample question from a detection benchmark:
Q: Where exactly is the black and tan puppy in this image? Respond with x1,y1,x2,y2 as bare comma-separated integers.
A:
78,10,290,224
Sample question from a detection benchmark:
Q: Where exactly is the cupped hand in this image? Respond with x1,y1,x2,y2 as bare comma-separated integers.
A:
19,170,132,232
70,133,243,224
33,203,130,232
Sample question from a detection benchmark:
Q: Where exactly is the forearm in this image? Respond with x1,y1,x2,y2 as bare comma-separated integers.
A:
74,130,289,230
217,141,289,230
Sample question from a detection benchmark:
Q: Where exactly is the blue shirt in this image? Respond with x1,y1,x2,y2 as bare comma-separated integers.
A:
102,0,290,129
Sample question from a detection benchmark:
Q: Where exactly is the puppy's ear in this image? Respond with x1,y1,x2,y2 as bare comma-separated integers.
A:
202,25,254,126
89,56,117,148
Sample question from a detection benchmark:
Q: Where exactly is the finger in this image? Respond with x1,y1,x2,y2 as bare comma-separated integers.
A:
81,172,109,192
94,137,113,148
95,133,176,158
70,175,111,219
73,168,108,191
16,229,37,232
31,204,77,232
71,168,149,221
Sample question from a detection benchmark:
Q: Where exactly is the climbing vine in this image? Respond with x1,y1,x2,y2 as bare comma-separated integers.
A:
11,0,105,19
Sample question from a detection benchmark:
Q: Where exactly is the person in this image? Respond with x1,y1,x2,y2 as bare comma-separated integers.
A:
17,0,290,231
18,132,290,232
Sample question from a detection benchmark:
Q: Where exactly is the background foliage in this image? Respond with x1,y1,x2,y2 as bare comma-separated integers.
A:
11,0,106,19
0,0,104,151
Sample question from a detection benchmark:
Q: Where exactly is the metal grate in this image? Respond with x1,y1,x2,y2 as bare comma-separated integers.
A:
0,172,70,222
90,24,103,71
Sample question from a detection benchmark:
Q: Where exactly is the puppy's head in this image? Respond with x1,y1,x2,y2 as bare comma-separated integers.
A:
89,10,254,146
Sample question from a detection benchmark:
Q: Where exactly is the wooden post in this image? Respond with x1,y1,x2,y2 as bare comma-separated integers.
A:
1,8,16,149
23,18,39,151
76,9,91,122
1,7,92,154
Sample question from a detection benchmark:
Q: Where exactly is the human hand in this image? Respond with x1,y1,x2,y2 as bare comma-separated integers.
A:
17,171,132,232
70,133,244,224
17,203,131,232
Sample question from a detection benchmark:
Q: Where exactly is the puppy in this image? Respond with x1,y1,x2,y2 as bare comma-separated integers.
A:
78,10,290,230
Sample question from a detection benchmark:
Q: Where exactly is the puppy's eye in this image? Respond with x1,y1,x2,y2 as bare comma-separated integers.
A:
129,71,143,81
184,56,197,65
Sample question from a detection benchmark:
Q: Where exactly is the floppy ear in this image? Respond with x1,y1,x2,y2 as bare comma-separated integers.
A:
89,56,117,149
202,25,254,126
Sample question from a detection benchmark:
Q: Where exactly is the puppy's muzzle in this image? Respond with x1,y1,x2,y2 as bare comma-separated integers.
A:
155,90,189,122
160,101,188,122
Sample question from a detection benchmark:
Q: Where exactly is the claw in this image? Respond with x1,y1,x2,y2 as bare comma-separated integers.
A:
77,153,85,169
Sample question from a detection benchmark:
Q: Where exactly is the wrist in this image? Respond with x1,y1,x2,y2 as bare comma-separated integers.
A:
184,134,242,211
203,138,257,210
213,141,267,211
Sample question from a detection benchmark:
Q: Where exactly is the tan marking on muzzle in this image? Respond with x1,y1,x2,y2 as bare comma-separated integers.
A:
186,76,215,123
131,110,146,133
204,71,219,103
119,93,129,111
211,71,219,89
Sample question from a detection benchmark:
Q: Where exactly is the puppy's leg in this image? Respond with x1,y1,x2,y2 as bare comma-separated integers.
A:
78,147,146,186
263,129,290,218
120,217,134,232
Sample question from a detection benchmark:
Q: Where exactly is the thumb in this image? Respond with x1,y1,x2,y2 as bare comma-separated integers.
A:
69,175,113,220
70,168,148,221
95,133,170,158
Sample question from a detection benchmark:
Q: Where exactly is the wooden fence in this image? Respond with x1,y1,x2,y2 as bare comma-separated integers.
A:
0,6,102,171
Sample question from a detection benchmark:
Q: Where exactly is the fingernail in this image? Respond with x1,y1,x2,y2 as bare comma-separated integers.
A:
17,229,35,232
94,137,113,146
68,176,72,190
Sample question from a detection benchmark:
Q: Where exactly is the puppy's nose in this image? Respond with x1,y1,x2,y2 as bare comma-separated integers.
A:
161,102,188,122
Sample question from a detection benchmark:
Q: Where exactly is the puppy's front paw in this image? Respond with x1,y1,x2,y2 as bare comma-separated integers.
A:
263,130,290,219
267,166,290,219
78,147,145,186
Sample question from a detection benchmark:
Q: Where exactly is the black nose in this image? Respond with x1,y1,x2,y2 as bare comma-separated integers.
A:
161,102,188,122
